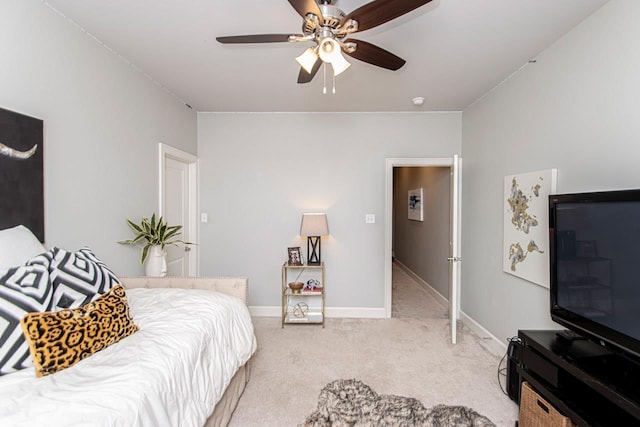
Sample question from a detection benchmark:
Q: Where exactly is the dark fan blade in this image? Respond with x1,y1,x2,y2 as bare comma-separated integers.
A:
340,0,433,33
297,58,322,84
288,0,323,21
343,39,406,71
216,34,296,44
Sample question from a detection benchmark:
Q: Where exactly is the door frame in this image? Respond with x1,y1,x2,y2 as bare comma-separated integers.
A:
384,157,461,322
158,143,199,276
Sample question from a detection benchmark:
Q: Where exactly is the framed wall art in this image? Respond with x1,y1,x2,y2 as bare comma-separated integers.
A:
408,188,423,222
0,108,44,241
503,168,557,288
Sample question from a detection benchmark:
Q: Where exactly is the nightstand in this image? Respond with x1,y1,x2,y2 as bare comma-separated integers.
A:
281,262,325,327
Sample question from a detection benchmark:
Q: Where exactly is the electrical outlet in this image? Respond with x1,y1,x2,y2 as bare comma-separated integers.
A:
365,214,375,224
201,213,208,223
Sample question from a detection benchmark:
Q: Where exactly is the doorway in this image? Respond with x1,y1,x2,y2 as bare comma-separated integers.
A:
158,143,198,276
384,157,461,343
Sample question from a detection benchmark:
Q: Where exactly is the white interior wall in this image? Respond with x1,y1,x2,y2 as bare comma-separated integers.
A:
461,0,640,342
197,112,461,309
0,0,197,275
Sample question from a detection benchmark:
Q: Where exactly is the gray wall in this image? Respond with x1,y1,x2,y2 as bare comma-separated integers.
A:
461,0,640,341
197,112,461,308
393,167,451,298
0,1,197,275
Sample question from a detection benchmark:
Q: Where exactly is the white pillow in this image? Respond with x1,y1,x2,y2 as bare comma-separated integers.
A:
0,225,46,269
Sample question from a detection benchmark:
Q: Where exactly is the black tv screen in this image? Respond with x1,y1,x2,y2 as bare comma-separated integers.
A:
550,189,640,359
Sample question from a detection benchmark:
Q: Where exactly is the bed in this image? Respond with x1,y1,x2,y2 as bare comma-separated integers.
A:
0,275,257,427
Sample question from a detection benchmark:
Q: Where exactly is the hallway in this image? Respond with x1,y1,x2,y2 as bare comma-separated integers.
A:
392,261,448,319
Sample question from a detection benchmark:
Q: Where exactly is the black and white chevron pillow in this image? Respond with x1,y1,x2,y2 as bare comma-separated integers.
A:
0,262,52,376
49,247,120,310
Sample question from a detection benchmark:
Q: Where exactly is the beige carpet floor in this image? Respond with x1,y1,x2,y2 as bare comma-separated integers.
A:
228,263,519,426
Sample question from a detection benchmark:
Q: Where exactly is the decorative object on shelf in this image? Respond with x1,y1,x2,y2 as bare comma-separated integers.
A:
408,188,423,221
118,213,192,277
300,213,329,266
293,302,309,318
502,169,557,287
288,281,304,294
304,278,322,292
287,246,303,265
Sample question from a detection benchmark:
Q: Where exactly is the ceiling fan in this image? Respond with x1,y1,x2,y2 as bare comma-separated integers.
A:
216,0,433,84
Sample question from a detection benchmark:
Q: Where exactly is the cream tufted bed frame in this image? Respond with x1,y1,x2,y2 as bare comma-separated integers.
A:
120,276,252,427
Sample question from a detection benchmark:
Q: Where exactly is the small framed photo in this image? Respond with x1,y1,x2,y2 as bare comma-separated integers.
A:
287,247,303,265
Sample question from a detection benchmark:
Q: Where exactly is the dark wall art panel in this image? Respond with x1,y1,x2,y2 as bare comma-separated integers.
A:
0,107,44,242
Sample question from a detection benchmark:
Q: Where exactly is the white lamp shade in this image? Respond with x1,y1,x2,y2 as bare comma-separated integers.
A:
318,38,339,63
318,38,351,76
300,213,329,237
330,52,351,76
296,48,319,74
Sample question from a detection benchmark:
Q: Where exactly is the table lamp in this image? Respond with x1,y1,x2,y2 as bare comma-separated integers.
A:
300,213,329,266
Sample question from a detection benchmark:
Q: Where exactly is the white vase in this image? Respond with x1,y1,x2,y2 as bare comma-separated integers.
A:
145,245,167,277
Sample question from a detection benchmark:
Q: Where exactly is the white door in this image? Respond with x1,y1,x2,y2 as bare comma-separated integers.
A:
448,155,462,344
159,144,198,276
384,157,462,326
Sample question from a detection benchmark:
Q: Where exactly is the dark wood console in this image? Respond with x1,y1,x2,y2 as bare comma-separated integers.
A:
517,330,640,426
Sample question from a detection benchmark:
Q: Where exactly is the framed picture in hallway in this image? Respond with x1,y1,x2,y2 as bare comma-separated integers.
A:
408,188,423,221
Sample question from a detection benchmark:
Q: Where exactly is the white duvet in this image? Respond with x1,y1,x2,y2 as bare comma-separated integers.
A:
0,288,257,427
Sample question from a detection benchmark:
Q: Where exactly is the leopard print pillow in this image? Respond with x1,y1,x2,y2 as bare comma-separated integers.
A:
20,284,138,377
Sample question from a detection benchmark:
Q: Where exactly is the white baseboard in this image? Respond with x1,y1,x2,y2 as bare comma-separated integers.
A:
459,311,508,356
249,306,386,319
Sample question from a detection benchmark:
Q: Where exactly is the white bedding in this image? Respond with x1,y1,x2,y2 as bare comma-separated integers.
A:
0,287,257,427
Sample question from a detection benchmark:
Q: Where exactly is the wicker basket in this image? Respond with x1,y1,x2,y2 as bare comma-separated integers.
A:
519,382,576,427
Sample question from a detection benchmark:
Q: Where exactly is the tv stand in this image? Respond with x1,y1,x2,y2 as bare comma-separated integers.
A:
518,330,640,426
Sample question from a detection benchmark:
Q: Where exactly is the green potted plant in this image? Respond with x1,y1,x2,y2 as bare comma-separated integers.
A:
119,213,191,277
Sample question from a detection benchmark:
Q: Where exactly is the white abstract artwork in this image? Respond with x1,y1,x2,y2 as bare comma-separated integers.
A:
503,169,557,288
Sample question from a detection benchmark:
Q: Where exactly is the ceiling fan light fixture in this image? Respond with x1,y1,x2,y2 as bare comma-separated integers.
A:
217,0,431,85
318,38,339,63
296,48,319,74
318,38,350,76
330,52,351,76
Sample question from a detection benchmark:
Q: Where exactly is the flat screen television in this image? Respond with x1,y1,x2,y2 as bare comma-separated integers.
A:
549,189,640,360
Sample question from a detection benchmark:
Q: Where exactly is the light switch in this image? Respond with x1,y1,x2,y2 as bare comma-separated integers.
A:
365,214,375,224
201,213,208,223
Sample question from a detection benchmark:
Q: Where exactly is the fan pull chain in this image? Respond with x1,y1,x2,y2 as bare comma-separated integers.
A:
323,63,327,95
320,63,338,95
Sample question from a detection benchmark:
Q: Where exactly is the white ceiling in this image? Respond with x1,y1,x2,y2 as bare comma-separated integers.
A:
45,0,609,112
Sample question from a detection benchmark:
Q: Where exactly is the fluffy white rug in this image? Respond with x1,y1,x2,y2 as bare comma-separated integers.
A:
302,379,496,427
